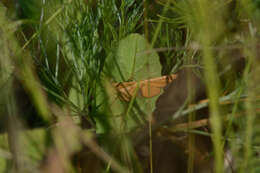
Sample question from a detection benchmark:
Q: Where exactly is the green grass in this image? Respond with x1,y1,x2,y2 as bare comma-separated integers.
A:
0,0,260,172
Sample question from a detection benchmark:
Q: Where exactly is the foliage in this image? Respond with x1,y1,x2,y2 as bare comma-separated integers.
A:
0,0,259,173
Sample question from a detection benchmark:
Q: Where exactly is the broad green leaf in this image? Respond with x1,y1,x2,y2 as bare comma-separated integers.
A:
99,33,162,133
68,79,84,110
107,33,161,82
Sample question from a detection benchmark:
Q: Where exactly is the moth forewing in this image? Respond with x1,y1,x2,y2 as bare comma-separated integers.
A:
113,74,178,101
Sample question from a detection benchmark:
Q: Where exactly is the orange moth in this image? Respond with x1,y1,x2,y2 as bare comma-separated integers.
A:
113,74,178,101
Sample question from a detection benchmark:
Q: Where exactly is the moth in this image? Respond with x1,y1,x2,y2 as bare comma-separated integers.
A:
113,74,178,101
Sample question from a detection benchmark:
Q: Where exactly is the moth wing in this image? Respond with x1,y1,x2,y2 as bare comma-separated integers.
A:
116,83,137,101
140,83,161,98
139,74,178,98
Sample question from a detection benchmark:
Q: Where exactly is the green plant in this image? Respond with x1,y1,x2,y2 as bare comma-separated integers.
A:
0,0,260,173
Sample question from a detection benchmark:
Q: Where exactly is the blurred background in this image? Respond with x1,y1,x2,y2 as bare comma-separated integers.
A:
0,0,259,173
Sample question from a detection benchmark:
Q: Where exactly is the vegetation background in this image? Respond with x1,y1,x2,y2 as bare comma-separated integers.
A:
0,0,259,173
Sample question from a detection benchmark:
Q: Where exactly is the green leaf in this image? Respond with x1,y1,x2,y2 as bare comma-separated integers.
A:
68,78,84,110
107,33,161,82
100,33,162,132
